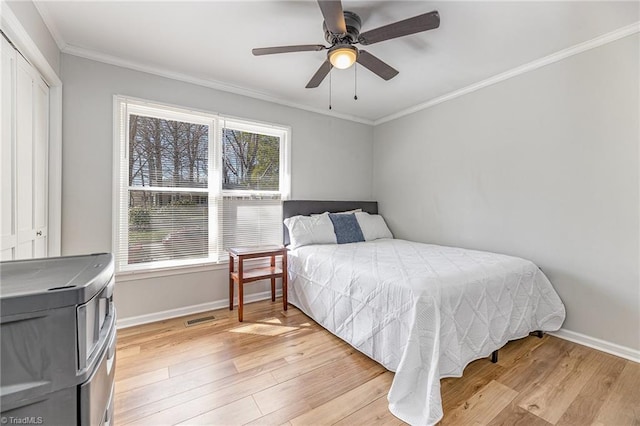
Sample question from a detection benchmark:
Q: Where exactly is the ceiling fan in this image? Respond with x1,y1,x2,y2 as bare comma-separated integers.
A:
252,0,440,88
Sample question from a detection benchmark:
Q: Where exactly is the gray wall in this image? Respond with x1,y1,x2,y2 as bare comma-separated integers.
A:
6,1,60,74
60,54,373,320
373,34,639,351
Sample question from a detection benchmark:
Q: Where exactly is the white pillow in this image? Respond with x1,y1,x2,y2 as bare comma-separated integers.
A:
284,212,337,249
355,212,393,241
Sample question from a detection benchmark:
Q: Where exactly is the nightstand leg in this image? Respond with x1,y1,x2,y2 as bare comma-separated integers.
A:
229,254,234,311
270,255,276,301
238,258,244,322
282,250,288,311
238,282,244,322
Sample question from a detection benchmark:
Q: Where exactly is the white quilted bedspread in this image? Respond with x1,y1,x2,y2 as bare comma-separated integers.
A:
287,239,566,425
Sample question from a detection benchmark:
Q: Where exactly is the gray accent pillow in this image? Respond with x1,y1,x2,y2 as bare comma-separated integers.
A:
328,213,365,244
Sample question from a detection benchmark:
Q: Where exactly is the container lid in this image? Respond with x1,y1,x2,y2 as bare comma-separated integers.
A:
0,253,114,316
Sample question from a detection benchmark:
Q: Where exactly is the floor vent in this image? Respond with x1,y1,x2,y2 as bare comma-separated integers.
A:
185,315,216,327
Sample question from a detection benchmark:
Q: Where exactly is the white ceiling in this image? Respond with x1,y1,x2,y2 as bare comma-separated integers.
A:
36,1,639,123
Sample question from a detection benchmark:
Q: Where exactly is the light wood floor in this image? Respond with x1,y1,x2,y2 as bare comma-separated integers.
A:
114,299,639,425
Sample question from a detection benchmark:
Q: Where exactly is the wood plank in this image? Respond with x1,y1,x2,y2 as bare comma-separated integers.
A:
270,340,354,383
592,360,640,426
252,356,382,415
115,335,227,380
244,399,314,426
232,330,339,372
114,367,169,393
166,327,318,378
123,372,277,425
290,372,393,425
304,364,386,409
487,403,552,426
440,357,507,413
114,345,140,360
495,335,548,369
440,380,518,425
555,351,626,425
333,394,405,426
115,358,239,414
496,336,572,392
515,343,597,424
175,396,263,425
115,359,286,425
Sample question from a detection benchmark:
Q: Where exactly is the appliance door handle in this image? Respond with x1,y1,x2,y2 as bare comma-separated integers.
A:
106,319,116,375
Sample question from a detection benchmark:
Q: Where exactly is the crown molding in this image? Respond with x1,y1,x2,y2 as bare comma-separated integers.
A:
374,21,640,126
61,44,374,126
32,1,67,51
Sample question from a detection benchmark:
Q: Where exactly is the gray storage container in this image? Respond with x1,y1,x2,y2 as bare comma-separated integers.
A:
1,253,116,425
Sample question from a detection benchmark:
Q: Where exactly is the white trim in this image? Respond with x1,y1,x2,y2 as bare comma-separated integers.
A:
62,44,374,126
116,288,283,329
374,21,640,125
115,256,277,283
31,1,67,52
111,96,121,271
115,260,228,283
47,84,61,256
1,1,63,257
549,328,640,363
127,186,209,193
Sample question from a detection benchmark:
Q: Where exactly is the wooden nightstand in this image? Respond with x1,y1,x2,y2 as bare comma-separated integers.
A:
228,245,288,322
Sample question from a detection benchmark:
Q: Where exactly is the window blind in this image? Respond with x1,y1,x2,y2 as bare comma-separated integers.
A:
221,195,283,259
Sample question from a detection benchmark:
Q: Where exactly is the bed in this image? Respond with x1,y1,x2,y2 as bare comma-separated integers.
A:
283,200,566,426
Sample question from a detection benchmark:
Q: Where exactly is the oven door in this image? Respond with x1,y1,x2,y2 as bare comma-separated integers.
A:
79,324,116,426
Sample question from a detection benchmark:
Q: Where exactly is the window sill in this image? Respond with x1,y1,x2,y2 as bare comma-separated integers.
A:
116,261,228,283
115,257,282,283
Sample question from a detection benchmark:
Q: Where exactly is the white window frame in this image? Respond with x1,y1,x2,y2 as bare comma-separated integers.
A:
221,118,291,198
113,96,290,275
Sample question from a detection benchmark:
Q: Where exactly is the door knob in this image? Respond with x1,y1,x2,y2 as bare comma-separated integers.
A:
36,231,42,236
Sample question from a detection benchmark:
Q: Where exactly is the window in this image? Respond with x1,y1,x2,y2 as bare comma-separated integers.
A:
113,97,290,272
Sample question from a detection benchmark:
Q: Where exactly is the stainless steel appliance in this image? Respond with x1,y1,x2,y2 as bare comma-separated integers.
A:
0,253,116,425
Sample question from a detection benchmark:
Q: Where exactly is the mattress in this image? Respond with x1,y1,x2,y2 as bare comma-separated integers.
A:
287,238,566,425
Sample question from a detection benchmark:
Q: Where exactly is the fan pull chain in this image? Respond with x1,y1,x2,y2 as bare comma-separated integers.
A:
354,63,358,101
329,68,332,110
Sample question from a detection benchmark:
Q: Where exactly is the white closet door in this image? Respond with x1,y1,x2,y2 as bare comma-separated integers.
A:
0,38,16,260
14,54,35,259
33,77,49,257
2,46,50,261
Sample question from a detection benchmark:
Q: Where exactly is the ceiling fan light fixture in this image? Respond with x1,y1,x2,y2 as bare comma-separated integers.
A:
329,46,357,69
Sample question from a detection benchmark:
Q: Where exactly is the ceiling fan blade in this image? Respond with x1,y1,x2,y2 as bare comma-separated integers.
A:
358,10,440,45
356,50,398,81
318,0,347,35
252,45,326,56
306,60,332,88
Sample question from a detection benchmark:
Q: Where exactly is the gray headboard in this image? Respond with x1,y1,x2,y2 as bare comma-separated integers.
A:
282,200,378,246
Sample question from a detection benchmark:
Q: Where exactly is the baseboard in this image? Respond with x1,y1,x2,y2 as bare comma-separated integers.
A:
549,328,640,363
116,289,282,329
